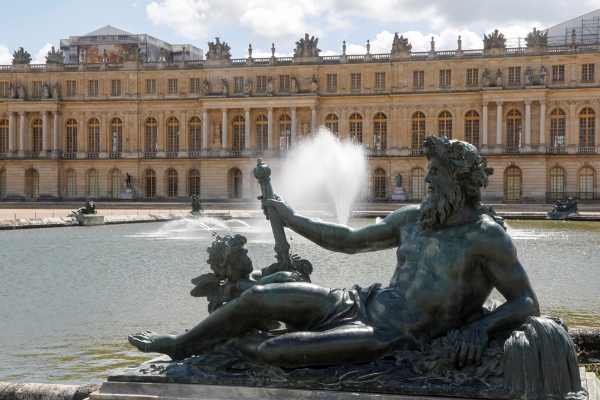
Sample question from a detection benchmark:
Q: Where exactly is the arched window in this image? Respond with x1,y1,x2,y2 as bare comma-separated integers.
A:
349,113,363,143
166,116,179,153
438,110,452,139
0,119,8,153
189,116,202,152
32,118,43,153
325,114,338,136
66,118,78,153
579,166,595,199
145,169,156,198
110,169,122,199
411,168,425,199
229,168,243,199
550,109,566,149
88,118,100,153
66,169,77,198
579,107,595,147
373,168,386,199
188,169,200,196
0,170,6,198
505,166,522,200
279,114,291,150
110,117,123,153
26,169,39,199
145,117,158,152
374,112,387,151
549,167,565,200
233,116,245,152
507,109,522,150
87,169,99,197
465,110,480,147
412,112,426,149
256,115,268,150
166,169,178,198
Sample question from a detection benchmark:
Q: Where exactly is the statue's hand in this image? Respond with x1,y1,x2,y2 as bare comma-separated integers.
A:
450,322,488,367
259,271,303,284
260,194,294,224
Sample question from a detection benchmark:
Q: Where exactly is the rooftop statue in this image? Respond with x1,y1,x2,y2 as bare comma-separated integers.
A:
525,27,549,47
12,47,31,65
483,29,506,49
294,33,320,58
45,46,64,64
206,37,231,60
391,32,412,54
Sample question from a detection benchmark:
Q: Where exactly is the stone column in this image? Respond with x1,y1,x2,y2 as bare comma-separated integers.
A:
496,101,503,148
53,111,59,154
42,111,48,152
267,107,273,149
19,112,25,155
482,102,489,147
221,108,228,150
539,101,546,146
290,107,297,144
244,108,250,149
8,112,15,153
202,109,208,149
311,106,317,133
524,100,531,148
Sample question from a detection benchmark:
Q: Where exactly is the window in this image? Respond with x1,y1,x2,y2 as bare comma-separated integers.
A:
26,169,39,199
279,75,290,91
230,168,242,199
146,79,156,94
549,167,565,200
233,115,245,152
505,166,522,200
167,78,178,94
325,114,338,135
439,69,451,86
88,169,99,198
33,81,42,97
0,119,8,153
467,68,479,85
88,118,100,153
166,117,179,152
145,169,156,198
552,65,565,82
88,80,98,95
579,107,595,147
413,70,424,87
374,112,387,151
110,117,122,153
326,73,337,90
256,75,267,92
110,169,122,199
256,115,268,150
0,82,7,97
188,169,200,197
279,114,291,150
0,170,5,198
66,170,76,198
66,118,78,153
189,116,202,152
190,78,201,93
111,79,121,96
373,168,386,199
412,111,426,149
411,168,425,200
145,117,158,152
579,167,595,199
550,109,566,148
508,67,521,84
32,118,42,153
465,110,480,147
166,169,178,198
438,111,452,139
375,72,385,88
350,73,362,89
233,76,244,92
349,113,363,143
582,64,595,82
507,109,522,149
67,80,77,96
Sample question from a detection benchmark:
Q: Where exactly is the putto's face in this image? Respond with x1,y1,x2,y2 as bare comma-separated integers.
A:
226,247,253,281
424,158,454,194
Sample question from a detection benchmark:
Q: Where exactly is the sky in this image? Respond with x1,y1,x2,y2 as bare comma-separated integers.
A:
1,0,600,63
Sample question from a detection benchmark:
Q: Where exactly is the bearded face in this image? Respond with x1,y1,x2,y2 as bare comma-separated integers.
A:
419,159,464,231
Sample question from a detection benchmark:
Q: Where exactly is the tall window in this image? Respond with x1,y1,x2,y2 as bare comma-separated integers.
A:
66,118,78,153
412,111,426,149
189,116,202,151
32,81,42,97
146,79,156,94
579,107,595,147
549,167,565,200
413,70,424,87
67,80,77,96
256,115,268,150
438,111,452,139
0,82,8,97
88,118,100,153
350,73,362,89
374,112,387,151
326,74,337,90
110,169,122,199
27,169,39,199
349,113,363,143
110,79,121,96
465,110,480,147
411,168,425,199
88,80,98,95
279,114,291,150
550,109,566,148
145,117,158,152
467,68,479,85
233,115,245,152
439,69,451,86
256,75,267,92
325,114,338,136
373,168,386,199
552,65,565,82
508,67,521,84
32,118,42,153
279,75,290,91
66,170,77,198
145,169,156,198
505,166,522,200
190,78,201,93
188,169,200,196
375,72,385,88
582,64,595,82
230,168,242,199
0,119,8,153
233,76,244,92
166,169,178,198
88,169,99,198
579,167,595,199
166,116,180,152
167,78,178,94
0,170,5,198
507,109,522,149
110,117,123,153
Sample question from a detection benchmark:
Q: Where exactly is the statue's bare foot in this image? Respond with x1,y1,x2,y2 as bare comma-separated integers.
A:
128,331,187,360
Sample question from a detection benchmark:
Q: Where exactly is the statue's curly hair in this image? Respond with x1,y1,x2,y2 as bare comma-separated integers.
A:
206,234,247,279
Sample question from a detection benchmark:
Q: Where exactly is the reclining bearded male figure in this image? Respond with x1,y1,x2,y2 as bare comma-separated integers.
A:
129,135,540,368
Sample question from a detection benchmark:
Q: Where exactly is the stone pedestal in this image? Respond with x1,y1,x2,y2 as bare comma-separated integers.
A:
392,186,407,201
121,188,136,200
77,214,105,226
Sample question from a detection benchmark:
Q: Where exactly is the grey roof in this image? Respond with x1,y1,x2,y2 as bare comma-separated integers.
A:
545,9,600,35
84,25,133,36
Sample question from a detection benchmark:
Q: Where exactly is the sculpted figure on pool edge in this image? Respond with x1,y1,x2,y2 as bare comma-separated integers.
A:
129,135,540,368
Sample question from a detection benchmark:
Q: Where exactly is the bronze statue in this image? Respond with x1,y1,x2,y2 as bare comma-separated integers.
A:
73,196,96,215
190,194,203,213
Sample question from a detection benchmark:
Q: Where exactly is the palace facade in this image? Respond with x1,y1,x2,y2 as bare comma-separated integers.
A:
0,23,600,203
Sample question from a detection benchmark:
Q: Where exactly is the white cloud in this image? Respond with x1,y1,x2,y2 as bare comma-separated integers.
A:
239,4,314,37
248,49,294,58
33,43,53,64
147,0,212,39
0,44,11,65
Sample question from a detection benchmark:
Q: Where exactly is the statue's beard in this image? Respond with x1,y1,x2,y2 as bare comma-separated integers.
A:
419,183,463,230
